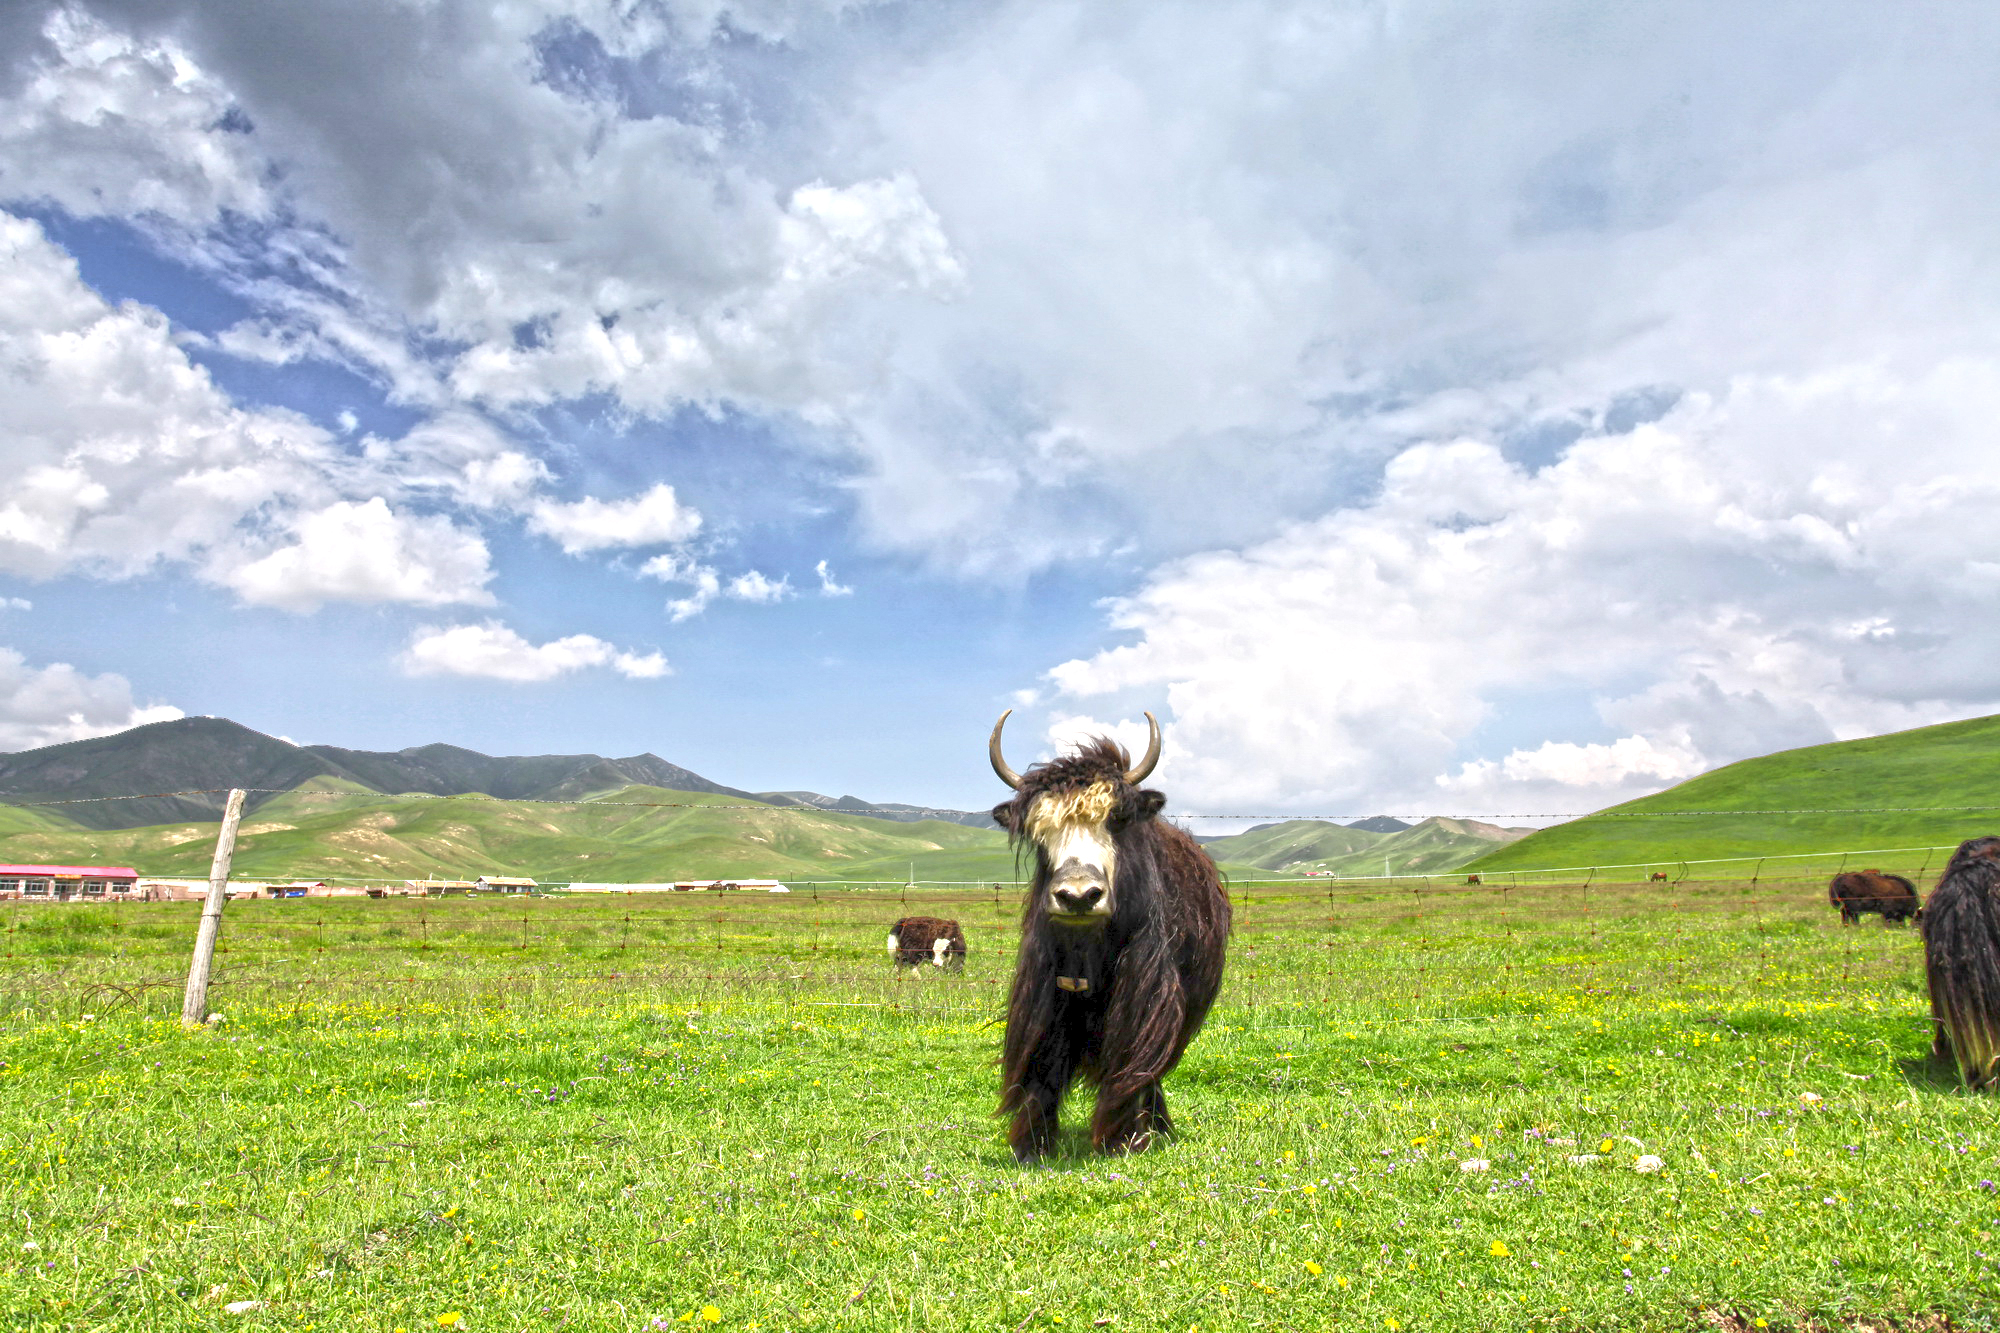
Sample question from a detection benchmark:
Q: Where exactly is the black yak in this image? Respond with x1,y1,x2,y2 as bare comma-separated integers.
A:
988,710,1230,1161
1922,837,2000,1088
1829,869,1919,925
886,916,967,970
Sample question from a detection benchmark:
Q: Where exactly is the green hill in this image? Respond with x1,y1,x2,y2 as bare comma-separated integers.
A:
0,782,1017,883
1467,711,2000,877
1203,816,1530,877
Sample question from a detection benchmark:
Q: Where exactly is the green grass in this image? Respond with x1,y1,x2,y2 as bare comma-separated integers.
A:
0,874,1992,1331
1471,711,2000,878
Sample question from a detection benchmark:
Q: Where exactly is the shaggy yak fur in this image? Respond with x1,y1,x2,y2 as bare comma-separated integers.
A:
887,915,967,970
992,737,1230,1161
1828,869,1919,925
1923,837,2000,1088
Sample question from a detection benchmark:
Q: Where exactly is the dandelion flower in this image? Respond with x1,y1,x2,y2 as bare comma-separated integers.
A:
1490,1241,1510,1258
1336,1275,1350,1289
1782,1148,1796,1158
700,1307,722,1324
1634,1155,1664,1173
852,1208,866,1222
1598,1139,1615,1154
437,1316,462,1329
1386,1319,1401,1330
1305,1261,1323,1275
1470,1135,1483,1149
1460,1159,1490,1173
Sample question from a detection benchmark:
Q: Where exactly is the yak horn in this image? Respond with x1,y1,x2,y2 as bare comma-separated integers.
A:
1125,712,1162,784
988,709,1023,790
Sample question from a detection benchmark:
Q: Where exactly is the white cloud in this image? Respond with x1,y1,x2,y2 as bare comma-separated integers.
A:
0,647,182,752
528,483,702,554
1047,367,2000,814
0,8,271,225
0,211,336,581
401,622,668,683
217,498,494,612
640,552,791,621
0,599,28,612
726,570,792,604
814,559,852,597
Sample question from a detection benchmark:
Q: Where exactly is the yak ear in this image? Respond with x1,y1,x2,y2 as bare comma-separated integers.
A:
990,801,1020,833
1135,790,1167,820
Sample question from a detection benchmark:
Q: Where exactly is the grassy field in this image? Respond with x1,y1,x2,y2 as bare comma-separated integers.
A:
1471,711,2000,877
0,782,1023,885
1,870,1992,1332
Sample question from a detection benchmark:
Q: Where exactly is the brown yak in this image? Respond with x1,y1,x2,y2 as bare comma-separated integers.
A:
1828,869,1919,925
886,916,967,970
1922,836,2000,1088
988,711,1230,1161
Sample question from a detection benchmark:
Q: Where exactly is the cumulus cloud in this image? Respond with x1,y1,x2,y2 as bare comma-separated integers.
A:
401,622,667,682
814,559,852,596
0,646,182,752
0,212,523,610
0,8,271,225
1048,369,2000,814
528,483,702,554
217,498,495,612
640,552,791,621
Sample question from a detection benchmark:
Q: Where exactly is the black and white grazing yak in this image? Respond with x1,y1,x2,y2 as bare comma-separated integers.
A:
1923,836,2000,1089
886,916,967,970
988,711,1230,1161
1828,869,1920,925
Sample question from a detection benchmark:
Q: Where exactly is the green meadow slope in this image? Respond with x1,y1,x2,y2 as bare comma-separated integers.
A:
1468,710,2000,876
0,780,1019,883
1204,816,1531,877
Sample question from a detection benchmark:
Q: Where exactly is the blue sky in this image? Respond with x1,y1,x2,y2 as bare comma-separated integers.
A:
3,2,1999,819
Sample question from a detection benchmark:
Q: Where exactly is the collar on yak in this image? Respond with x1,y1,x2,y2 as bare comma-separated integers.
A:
1056,975,1090,993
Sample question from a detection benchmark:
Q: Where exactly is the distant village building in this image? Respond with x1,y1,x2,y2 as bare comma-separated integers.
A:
567,879,789,894
0,865,140,901
405,879,477,896
475,876,538,894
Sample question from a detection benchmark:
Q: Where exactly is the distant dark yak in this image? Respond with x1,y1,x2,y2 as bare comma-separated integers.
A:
988,711,1230,1161
1649,871,1670,882
886,915,966,970
1465,874,1480,885
1828,869,1919,925
1922,837,2000,1088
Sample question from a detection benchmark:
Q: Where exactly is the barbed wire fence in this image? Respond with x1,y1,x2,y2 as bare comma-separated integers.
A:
0,786,1966,1028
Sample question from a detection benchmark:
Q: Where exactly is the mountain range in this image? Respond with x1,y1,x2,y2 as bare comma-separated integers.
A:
0,717,993,831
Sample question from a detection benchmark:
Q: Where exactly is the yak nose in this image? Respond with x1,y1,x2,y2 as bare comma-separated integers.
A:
1051,884,1104,915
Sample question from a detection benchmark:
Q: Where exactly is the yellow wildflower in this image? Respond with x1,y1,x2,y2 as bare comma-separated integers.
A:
437,1317,462,1329
1305,1261,1323,1275
852,1208,866,1222
1336,1276,1350,1289
700,1306,721,1324
1599,1139,1614,1154
1490,1241,1510,1258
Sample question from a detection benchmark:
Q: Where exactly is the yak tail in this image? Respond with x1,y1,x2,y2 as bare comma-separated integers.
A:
1925,874,2000,1088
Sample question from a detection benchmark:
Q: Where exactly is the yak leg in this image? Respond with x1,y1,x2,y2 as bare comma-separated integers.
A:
1005,1032,1082,1163
1092,1081,1172,1155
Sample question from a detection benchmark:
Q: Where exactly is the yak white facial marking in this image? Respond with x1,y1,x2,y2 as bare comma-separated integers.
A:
932,936,950,967
886,933,899,956
1024,782,1118,920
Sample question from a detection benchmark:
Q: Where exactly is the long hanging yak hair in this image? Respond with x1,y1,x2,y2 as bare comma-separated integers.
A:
1923,835,2000,1089
988,722,1231,1162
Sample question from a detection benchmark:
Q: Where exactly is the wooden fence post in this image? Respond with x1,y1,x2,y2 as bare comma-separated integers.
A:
181,788,247,1029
